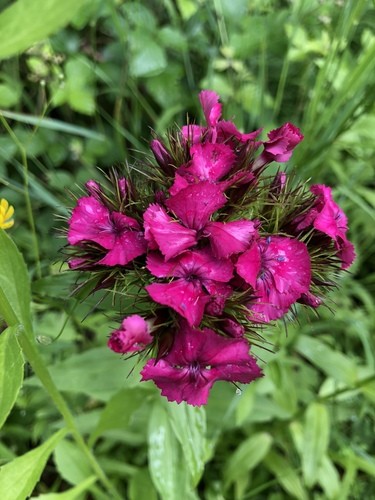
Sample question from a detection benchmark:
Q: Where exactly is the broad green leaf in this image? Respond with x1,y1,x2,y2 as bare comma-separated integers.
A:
295,335,358,385
0,429,66,500
264,451,308,500
0,326,24,429
0,230,32,331
54,440,92,486
88,387,146,446
148,402,196,500
130,36,167,78
0,0,90,60
128,468,158,500
148,402,179,499
25,347,144,401
167,403,208,485
301,403,330,487
32,476,97,499
224,432,273,488
317,455,340,499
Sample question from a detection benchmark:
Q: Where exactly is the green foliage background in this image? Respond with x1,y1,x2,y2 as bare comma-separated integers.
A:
0,0,374,498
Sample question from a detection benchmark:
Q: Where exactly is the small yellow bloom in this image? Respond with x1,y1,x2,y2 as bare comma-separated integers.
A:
0,198,14,229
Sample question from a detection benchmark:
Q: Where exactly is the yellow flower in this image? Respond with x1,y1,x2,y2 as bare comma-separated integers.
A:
0,198,14,229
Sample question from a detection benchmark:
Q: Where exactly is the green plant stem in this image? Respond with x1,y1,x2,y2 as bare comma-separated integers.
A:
0,114,42,279
17,328,123,500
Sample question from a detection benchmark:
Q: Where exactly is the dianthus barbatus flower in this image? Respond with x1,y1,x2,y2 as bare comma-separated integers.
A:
236,236,311,322
294,184,355,269
140,320,262,406
68,195,147,266
146,249,233,327
108,315,153,353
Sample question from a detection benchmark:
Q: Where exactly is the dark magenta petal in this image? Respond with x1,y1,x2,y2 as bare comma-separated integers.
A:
143,204,197,260
169,173,191,196
179,248,233,282
166,182,227,230
217,121,263,143
310,185,348,239
188,142,235,181
141,359,213,406
205,220,258,258
68,196,113,248
236,243,262,288
245,236,311,322
146,280,209,327
146,252,178,278
265,122,304,162
336,236,356,270
98,230,146,266
199,90,222,127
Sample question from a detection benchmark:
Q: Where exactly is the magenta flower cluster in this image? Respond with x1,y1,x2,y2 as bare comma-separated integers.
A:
66,91,355,406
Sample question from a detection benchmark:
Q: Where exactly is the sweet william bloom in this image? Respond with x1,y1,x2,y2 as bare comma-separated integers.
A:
68,196,146,266
236,236,311,322
0,198,14,229
294,185,355,269
146,249,233,327
254,123,303,169
140,321,262,406
108,315,153,353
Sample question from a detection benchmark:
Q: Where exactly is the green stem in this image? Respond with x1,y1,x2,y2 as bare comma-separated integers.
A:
0,114,42,279
18,328,122,500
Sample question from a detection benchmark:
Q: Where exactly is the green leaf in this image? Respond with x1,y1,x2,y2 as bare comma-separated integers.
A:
148,401,197,500
264,451,308,500
0,0,90,60
301,403,330,487
89,388,146,446
224,432,273,488
130,36,167,78
295,335,358,385
167,403,208,485
0,230,32,331
54,440,92,486
32,476,97,499
128,468,158,500
25,347,144,401
317,455,340,499
0,429,66,500
0,110,105,141
0,326,24,430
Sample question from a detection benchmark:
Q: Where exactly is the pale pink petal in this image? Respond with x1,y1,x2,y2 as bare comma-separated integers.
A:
166,182,226,230
169,173,191,196
181,124,206,144
146,280,209,326
205,220,258,258
108,315,152,353
143,204,197,260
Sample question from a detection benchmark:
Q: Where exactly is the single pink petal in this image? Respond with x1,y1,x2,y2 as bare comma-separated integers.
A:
310,185,348,239
146,251,179,278
169,173,191,196
265,122,304,162
166,182,227,230
205,220,258,258
188,142,235,181
336,236,356,270
177,248,233,282
146,280,209,326
143,204,197,260
68,197,114,248
181,124,206,144
199,90,222,127
236,243,262,289
98,230,146,266
217,121,263,143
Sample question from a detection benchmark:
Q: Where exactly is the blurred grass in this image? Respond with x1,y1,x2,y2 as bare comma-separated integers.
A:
0,0,374,498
